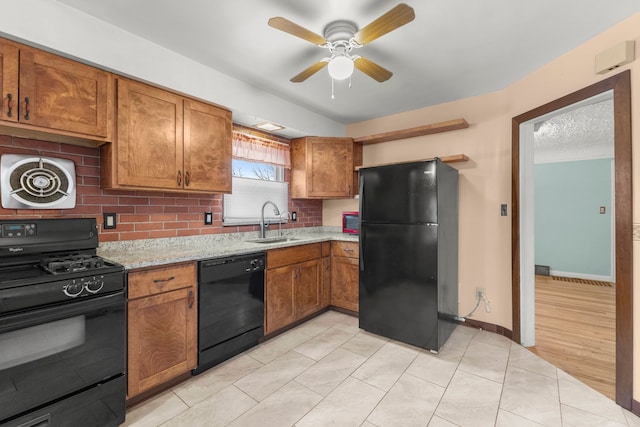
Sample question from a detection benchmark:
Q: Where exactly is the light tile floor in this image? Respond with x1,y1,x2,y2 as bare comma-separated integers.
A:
123,310,640,427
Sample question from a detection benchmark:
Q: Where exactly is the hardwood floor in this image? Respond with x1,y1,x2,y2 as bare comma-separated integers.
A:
529,275,616,399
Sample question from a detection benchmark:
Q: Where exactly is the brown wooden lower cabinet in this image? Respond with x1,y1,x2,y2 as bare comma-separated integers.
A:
265,243,328,334
331,241,359,312
265,263,297,333
294,259,323,319
127,262,197,398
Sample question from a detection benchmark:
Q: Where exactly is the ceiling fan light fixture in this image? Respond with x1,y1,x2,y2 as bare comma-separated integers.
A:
328,55,354,80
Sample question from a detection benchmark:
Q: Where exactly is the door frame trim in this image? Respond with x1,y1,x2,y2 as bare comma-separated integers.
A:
511,70,632,408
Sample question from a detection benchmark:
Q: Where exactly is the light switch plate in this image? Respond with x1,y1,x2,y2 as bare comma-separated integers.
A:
204,212,213,225
104,213,116,229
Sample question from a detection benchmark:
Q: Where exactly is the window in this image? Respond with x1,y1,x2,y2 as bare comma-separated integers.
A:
223,131,290,226
232,159,284,182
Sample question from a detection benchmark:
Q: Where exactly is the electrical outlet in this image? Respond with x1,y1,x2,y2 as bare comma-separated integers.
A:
103,213,116,229
476,287,486,299
291,211,297,221
204,212,213,225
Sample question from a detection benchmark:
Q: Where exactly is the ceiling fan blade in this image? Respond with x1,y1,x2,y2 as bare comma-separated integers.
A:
291,61,328,82
354,57,393,82
353,3,415,45
268,17,327,46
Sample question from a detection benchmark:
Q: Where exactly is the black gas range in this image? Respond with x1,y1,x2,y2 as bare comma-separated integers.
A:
0,218,126,427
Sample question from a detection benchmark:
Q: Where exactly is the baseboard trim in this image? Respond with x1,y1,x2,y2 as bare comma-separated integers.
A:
631,399,640,417
330,306,359,317
550,269,614,283
458,318,513,341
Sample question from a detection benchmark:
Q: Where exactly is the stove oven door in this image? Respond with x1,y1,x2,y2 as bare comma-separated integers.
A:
0,292,126,426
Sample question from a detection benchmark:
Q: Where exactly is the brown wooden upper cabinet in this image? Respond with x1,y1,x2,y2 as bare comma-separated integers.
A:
0,38,111,140
0,41,18,124
101,78,232,193
291,137,356,199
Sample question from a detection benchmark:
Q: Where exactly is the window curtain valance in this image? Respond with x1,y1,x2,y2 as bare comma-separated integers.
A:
232,132,291,168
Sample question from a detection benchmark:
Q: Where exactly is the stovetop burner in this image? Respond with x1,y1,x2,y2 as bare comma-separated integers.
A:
42,253,107,275
0,218,124,292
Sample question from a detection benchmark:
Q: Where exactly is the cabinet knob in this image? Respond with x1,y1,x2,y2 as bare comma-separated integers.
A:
185,171,191,187
177,170,182,186
188,290,194,309
6,93,13,118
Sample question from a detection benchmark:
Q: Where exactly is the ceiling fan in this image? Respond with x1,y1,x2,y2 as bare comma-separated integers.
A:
268,3,415,83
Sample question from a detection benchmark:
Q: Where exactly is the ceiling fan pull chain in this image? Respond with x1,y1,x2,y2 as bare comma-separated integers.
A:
331,78,335,99
349,75,352,88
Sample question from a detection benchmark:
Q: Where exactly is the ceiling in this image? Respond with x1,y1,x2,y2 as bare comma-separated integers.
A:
55,0,639,135
534,95,613,164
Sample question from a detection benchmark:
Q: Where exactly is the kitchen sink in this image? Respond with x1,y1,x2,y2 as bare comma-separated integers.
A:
246,236,299,244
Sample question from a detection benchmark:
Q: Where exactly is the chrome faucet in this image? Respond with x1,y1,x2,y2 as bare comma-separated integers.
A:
260,201,280,239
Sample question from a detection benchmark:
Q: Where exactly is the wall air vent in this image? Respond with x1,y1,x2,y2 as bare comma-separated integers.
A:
0,154,76,209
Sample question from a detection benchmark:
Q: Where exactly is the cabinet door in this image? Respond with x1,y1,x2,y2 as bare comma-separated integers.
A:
265,265,296,334
128,286,197,397
19,46,110,136
331,257,359,312
307,138,353,197
116,78,184,189
183,99,232,192
0,41,18,123
295,259,322,319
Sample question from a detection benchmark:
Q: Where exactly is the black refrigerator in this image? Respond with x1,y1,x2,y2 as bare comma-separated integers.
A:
358,158,458,352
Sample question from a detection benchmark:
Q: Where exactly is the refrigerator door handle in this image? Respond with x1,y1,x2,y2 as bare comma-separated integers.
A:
359,229,365,271
358,175,365,271
358,172,365,217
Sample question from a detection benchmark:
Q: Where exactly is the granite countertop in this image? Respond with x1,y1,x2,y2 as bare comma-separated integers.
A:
97,227,358,270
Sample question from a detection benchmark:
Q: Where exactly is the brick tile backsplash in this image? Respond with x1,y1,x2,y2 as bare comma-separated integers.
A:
0,136,322,242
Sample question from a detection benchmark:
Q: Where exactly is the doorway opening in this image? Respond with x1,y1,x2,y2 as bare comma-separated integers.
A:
511,70,632,408
526,92,616,398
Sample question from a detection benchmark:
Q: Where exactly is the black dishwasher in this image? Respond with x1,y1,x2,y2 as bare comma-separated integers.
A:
193,252,266,375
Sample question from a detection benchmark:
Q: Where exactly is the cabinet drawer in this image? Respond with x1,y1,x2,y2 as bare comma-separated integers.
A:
128,262,196,299
267,243,322,269
332,241,359,259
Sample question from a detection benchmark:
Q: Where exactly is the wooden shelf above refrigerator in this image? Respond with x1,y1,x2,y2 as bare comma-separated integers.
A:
352,118,468,145
355,154,469,170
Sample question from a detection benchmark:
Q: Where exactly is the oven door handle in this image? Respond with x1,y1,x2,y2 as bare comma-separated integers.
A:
0,292,124,334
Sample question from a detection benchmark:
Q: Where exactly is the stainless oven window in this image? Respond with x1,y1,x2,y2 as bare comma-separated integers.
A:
0,315,85,371
0,293,125,424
